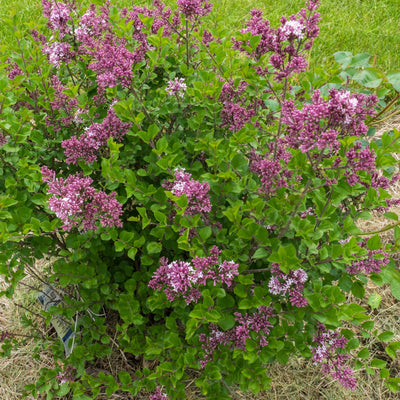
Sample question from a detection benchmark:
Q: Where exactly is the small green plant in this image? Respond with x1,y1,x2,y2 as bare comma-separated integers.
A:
1,0,400,398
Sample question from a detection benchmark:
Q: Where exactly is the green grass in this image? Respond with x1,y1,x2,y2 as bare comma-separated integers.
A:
1,0,400,73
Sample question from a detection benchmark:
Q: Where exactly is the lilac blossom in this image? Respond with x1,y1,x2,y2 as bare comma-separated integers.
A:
0,134,8,147
74,2,173,88
56,365,75,384
199,306,275,367
7,61,23,80
166,78,187,98
232,2,320,80
220,102,256,132
202,29,214,46
280,19,305,40
62,107,131,165
150,387,169,400
164,168,211,216
344,142,376,186
30,29,47,44
347,241,390,275
41,0,73,38
249,144,293,196
374,195,400,213
43,41,73,68
45,76,79,130
148,246,239,304
0,331,11,342
88,33,140,89
75,4,113,45
311,323,357,390
268,263,308,307
219,80,261,132
41,167,123,232
299,207,314,219
282,89,377,153
177,0,212,20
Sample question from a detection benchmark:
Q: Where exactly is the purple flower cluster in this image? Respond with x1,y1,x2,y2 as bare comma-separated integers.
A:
374,195,400,213
41,167,123,232
166,78,187,98
0,330,11,342
219,80,262,133
0,134,8,147
41,0,72,38
148,246,239,304
88,33,141,89
56,364,75,384
299,207,314,219
220,102,256,133
40,1,174,88
232,1,320,81
347,241,390,275
282,89,377,153
177,0,212,20
7,61,23,80
43,41,73,69
199,305,275,367
46,76,78,130
344,142,376,186
165,168,211,216
75,3,113,45
249,144,293,195
62,107,131,164
268,263,308,307
311,323,357,390
149,387,169,400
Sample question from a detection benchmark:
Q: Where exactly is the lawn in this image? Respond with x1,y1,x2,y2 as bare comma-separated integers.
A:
1,0,400,72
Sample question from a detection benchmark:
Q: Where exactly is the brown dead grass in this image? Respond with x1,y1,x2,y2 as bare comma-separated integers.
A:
0,263,56,400
1,119,400,399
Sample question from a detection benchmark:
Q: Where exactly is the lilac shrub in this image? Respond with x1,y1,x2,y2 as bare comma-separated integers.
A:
1,0,400,398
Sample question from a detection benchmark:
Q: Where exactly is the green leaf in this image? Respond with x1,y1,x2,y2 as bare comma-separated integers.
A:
118,371,132,385
390,278,400,300
367,235,381,251
347,338,360,350
198,226,212,242
380,368,390,378
334,51,353,69
148,123,160,140
367,293,381,309
146,241,162,254
352,69,382,88
385,377,400,393
357,348,370,359
383,212,398,221
362,320,374,330
234,284,247,298
351,281,365,299
386,71,400,92
370,358,387,368
378,331,394,342
218,314,235,331
349,53,371,68
252,248,269,259
55,383,71,397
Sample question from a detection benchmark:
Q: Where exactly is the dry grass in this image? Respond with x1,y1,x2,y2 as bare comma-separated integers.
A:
1,122,400,399
0,263,56,400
